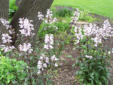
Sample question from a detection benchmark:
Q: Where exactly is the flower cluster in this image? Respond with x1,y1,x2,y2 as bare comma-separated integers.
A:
37,54,58,74
18,43,33,54
0,18,15,52
0,18,34,53
44,34,54,49
37,12,44,20
37,9,57,24
2,34,12,44
18,18,34,53
19,18,34,36
74,27,84,44
83,20,113,46
0,18,11,29
70,8,80,27
85,55,93,59
71,10,113,46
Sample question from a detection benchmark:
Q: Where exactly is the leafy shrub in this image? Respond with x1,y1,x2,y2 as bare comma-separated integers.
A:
9,0,18,19
76,37,110,85
79,10,96,22
0,56,28,85
54,8,73,17
38,21,70,39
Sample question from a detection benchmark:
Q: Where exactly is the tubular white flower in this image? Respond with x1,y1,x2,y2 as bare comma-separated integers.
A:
0,18,11,29
37,9,57,24
2,33,12,43
37,12,44,20
44,34,54,49
18,43,33,53
85,55,93,59
2,46,15,52
19,18,34,36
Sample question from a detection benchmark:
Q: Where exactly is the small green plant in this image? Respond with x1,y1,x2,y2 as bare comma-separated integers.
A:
54,8,73,17
79,10,96,22
0,54,28,85
9,0,18,19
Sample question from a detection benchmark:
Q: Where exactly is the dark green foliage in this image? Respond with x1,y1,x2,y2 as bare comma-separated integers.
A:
0,55,28,85
76,37,110,85
54,8,73,17
9,0,18,19
38,21,70,39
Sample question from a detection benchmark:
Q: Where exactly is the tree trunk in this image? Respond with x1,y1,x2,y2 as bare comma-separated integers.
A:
11,0,54,47
16,0,22,7
0,0,9,44
0,0,9,19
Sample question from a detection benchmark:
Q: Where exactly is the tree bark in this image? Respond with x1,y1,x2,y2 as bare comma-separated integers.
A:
0,0,9,44
16,0,22,7
11,0,54,47
0,0,9,19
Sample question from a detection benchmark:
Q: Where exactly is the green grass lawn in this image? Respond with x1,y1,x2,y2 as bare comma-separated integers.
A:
52,0,113,19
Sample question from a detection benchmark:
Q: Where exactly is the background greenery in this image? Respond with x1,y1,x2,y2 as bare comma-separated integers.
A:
52,0,113,19
10,0,113,18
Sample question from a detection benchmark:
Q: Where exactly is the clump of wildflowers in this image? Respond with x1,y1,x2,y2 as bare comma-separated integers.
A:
18,18,34,54
19,18,34,37
18,43,33,53
44,34,54,49
70,8,80,27
37,54,59,74
37,9,57,24
2,33,12,44
0,18,15,52
73,13,113,46
37,33,59,75
0,18,11,29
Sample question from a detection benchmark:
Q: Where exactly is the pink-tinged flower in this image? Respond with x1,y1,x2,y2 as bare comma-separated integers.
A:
70,8,80,26
2,46,15,52
91,37,102,47
51,55,58,61
44,34,54,49
37,9,57,24
18,43,33,53
19,18,34,36
0,18,11,29
2,34,12,43
85,55,93,59
37,12,44,20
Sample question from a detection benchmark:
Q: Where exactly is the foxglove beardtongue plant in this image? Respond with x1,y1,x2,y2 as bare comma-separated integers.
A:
71,9,113,46
19,18,34,36
18,43,33,53
2,34,12,43
37,54,59,74
37,9,57,24
74,27,84,44
44,34,54,49
2,46,15,53
18,18,35,54
37,12,44,20
73,15,113,46
70,8,80,27
0,18,11,29
0,18,15,52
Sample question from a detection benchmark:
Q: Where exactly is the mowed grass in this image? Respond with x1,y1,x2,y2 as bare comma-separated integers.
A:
52,0,113,19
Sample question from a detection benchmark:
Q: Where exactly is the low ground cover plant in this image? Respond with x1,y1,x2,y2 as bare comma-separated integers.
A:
0,51,28,85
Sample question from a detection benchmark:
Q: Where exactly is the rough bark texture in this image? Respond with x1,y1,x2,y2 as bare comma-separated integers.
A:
0,0,9,43
0,0,9,19
16,0,22,7
11,0,54,46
